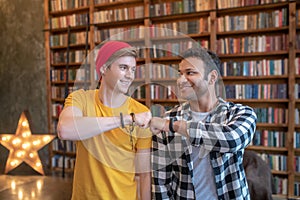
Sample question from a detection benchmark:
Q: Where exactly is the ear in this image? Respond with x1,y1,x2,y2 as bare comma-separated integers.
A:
208,70,218,85
100,67,105,75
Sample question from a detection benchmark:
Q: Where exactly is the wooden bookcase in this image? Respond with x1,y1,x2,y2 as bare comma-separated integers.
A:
44,0,299,197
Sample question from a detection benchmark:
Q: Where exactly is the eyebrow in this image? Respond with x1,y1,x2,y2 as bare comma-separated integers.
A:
178,67,194,73
119,64,136,69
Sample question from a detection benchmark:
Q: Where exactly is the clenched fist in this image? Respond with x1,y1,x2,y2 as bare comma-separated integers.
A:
149,117,169,135
134,111,152,128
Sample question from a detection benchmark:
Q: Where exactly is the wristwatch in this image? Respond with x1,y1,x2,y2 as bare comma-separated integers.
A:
169,118,176,133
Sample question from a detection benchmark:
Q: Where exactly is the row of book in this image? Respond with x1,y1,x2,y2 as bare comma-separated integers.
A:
149,0,210,17
52,103,63,118
52,154,76,169
274,177,287,195
296,86,300,103
216,34,288,54
297,10,300,26
51,13,89,29
294,132,300,148
294,181,300,196
148,63,178,79
50,68,89,82
149,40,206,58
49,0,288,13
254,107,287,124
217,0,286,9
51,86,78,99
51,50,87,64
51,121,58,134
50,31,299,58
224,84,287,99
294,85,300,99
94,0,139,4
295,107,300,125
149,84,178,100
217,8,287,32
52,138,76,153
50,0,89,11
252,130,285,147
129,84,178,100
296,34,300,52
50,32,88,47
294,156,300,173
149,20,210,37
94,25,145,41
220,59,288,76
51,82,292,102
260,0,287,4
93,6,144,23
258,153,287,171
130,86,145,99
120,63,178,80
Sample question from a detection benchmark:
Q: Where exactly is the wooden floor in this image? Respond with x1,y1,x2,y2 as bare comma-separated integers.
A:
0,174,72,200
0,173,289,200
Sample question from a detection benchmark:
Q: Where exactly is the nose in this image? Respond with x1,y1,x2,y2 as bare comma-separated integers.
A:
177,74,187,85
125,68,134,79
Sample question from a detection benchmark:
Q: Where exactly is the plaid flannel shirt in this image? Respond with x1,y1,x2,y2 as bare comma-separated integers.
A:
152,98,257,200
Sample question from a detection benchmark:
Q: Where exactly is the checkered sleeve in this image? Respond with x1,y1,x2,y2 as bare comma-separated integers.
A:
151,130,174,200
187,104,257,153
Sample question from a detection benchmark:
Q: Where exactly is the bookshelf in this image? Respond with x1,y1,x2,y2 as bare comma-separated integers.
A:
44,0,299,197
44,0,92,174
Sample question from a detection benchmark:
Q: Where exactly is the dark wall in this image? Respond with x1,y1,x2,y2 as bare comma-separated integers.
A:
0,0,49,174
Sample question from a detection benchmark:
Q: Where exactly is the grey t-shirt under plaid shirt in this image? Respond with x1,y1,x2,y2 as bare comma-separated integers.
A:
152,98,257,200
190,110,218,200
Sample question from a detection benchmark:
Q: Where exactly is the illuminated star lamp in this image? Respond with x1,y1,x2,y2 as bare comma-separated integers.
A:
0,111,55,175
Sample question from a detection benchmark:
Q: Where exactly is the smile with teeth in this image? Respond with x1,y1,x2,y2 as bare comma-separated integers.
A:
179,85,192,89
119,80,131,85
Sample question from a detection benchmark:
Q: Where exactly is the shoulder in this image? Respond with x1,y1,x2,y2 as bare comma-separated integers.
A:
65,89,97,108
128,97,149,112
68,89,97,100
220,98,257,119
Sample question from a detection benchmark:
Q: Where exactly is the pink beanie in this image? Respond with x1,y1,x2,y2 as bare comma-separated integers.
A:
96,41,132,79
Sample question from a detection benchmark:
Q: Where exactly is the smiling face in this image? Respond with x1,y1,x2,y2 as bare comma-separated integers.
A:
177,57,210,101
102,55,136,94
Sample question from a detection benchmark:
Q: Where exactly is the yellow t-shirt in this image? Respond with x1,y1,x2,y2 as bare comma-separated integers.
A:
64,89,152,200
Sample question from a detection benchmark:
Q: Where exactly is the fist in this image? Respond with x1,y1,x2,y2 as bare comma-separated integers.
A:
134,111,152,128
149,117,169,135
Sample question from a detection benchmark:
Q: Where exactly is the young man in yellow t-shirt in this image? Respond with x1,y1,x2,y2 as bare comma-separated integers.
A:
57,41,152,200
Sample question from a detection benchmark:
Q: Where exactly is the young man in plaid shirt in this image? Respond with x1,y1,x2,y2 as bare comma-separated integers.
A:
150,47,257,200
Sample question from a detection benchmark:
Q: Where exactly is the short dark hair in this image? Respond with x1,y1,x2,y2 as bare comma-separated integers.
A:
181,47,220,80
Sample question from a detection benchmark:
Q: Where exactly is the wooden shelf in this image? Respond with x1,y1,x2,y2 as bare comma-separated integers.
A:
44,0,300,197
218,51,289,60
94,0,143,10
217,2,289,15
49,6,89,17
53,150,76,157
222,75,288,84
51,43,90,50
217,27,289,37
49,25,89,34
150,10,211,23
50,62,83,68
247,145,288,154
93,18,145,29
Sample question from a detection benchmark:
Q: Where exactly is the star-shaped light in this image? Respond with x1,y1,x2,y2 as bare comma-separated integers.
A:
0,111,55,175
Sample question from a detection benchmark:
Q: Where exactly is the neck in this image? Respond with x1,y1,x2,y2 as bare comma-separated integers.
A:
98,84,128,107
190,92,218,112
